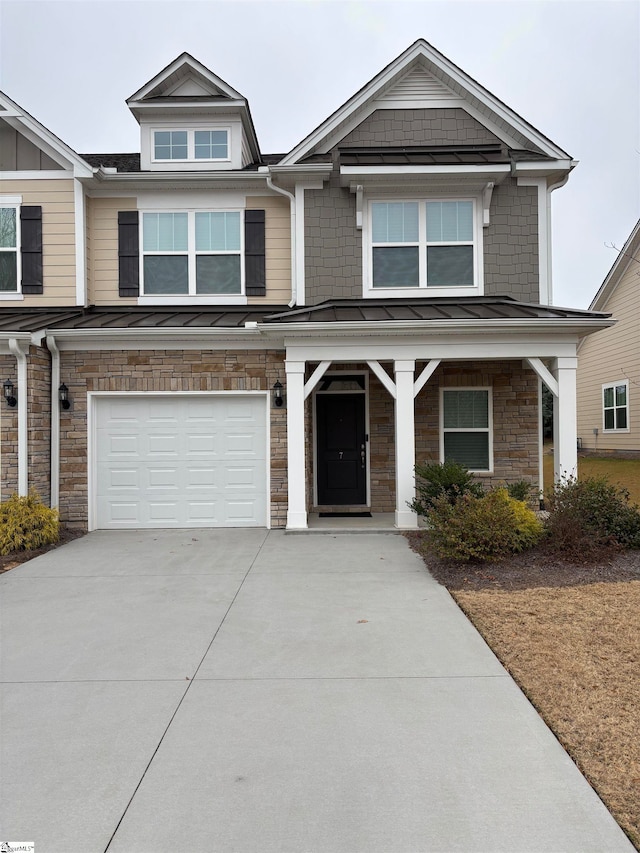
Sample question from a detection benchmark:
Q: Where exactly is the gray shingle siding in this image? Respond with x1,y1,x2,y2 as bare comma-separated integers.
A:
340,108,501,147
484,181,539,301
305,171,362,305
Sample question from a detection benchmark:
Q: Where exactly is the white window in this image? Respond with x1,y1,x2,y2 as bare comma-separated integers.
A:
142,211,242,296
603,381,629,431
0,206,19,292
441,388,492,471
365,198,481,297
153,129,229,163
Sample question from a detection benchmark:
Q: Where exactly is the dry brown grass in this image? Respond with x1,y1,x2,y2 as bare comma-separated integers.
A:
544,452,640,504
453,581,640,849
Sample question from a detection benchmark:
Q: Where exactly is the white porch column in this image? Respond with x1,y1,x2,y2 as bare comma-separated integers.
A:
552,356,578,482
394,360,418,529
286,359,307,529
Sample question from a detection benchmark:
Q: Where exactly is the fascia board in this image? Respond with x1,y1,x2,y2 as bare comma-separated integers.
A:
87,171,271,190
281,40,569,166
589,219,640,310
45,326,265,351
130,98,247,113
340,164,511,178
0,332,31,354
259,318,616,338
0,94,93,177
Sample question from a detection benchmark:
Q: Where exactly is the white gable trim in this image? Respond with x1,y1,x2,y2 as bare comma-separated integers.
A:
280,39,569,166
589,218,640,311
128,53,244,104
0,93,92,177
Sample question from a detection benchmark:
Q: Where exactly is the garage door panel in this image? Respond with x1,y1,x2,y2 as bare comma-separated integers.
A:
95,396,267,529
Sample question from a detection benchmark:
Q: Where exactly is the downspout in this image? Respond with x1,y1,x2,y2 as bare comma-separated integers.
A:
47,334,61,509
263,170,297,307
8,338,28,495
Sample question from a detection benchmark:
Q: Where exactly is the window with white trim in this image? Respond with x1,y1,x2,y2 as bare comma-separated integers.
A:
367,198,479,296
441,388,492,471
0,206,19,292
603,381,629,431
142,211,242,295
153,129,229,162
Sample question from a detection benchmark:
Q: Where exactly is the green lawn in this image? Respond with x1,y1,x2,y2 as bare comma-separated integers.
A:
543,453,640,505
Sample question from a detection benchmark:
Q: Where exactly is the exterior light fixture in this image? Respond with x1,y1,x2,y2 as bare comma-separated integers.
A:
59,383,71,410
3,379,17,407
272,379,284,408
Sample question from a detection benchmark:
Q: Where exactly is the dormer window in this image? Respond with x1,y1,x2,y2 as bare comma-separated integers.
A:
152,128,230,163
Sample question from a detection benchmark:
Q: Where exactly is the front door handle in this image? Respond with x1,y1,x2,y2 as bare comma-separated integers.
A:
360,444,366,468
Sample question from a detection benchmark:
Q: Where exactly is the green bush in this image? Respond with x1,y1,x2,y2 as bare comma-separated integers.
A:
545,476,640,554
507,479,534,503
410,460,484,517
0,491,59,555
426,487,544,563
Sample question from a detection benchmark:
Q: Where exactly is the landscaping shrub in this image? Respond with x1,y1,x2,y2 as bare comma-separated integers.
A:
0,491,59,555
544,476,640,556
410,460,484,517
426,488,544,562
507,479,533,503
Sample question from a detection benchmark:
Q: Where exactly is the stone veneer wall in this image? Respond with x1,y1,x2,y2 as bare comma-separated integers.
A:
27,345,51,505
58,349,287,529
0,353,18,501
304,360,538,513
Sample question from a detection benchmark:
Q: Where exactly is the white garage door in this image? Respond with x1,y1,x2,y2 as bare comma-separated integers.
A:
94,395,267,529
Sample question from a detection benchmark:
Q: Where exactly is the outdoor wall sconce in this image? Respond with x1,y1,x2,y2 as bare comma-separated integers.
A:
59,383,71,410
3,379,17,407
272,379,284,408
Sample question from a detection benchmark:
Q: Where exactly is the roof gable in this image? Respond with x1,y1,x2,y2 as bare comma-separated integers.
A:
0,93,92,176
281,38,570,166
590,219,640,310
127,53,245,105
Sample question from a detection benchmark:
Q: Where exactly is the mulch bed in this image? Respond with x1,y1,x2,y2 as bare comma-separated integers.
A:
0,526,86,574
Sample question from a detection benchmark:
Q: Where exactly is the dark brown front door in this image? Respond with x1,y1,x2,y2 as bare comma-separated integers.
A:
316,394,366,505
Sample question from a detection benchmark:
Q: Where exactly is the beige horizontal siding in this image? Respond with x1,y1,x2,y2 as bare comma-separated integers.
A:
89,197,137,305
247,195,291,305
1,177,76,306
577,260,640,451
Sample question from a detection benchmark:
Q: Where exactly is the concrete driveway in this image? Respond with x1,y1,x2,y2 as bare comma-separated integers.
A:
0,529,633,853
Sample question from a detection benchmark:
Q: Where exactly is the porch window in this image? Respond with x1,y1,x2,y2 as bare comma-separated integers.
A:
142,210,242,295
603,381,628,431
0,206,18,292
441,388,491,471
368,198,479,296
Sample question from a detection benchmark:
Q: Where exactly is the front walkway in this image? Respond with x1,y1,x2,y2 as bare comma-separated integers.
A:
0,530,633,852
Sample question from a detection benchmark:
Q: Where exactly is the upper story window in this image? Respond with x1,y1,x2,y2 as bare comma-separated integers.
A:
152,129,229,163
365,198,481,298
603,381,629,431
0,206,19,291
142,210,242,295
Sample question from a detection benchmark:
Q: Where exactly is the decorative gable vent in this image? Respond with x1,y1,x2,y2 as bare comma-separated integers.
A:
378,66,459,103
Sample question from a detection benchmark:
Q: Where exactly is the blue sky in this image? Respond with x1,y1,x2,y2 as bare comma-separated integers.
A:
1,0,638,307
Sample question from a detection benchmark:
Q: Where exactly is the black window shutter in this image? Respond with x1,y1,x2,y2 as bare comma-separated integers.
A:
118,211,139,297
244,209,266,296
20,206,43,294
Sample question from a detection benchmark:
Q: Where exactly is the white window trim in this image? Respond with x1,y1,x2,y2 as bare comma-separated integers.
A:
140,209,245,300
363,194,484,299
0,199,21,295
151,128,231,164
602,380,630,433
439,386,494,473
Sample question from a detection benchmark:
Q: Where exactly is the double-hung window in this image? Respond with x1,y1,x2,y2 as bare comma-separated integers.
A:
153,129,229,163
368,199,478,295
603,381,628,431
142,211,242,295
0,206,19,292
441,388,492,471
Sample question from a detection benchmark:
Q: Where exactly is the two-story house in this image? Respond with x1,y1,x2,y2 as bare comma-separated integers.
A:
0,39,612,530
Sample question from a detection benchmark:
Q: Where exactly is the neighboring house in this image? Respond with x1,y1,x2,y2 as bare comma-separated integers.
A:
577,219,640,456
0,39,613,530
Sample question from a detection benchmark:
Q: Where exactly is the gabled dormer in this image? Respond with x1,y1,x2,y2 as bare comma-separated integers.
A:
127,53,262,171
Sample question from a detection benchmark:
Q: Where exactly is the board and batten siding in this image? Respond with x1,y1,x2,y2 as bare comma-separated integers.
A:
88,194,290,305
577,261,640,452
1,178,76,305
